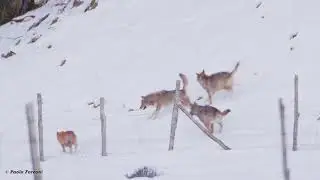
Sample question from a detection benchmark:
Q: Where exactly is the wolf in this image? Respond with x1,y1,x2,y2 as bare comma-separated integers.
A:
196,61,240,104
57,130,78,153
189,102,231,134
139,73,191,119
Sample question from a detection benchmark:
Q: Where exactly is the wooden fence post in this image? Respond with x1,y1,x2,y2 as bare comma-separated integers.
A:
37,93,44,161
100,97,107,156
292,74,299,151
26,102,43,180
279,98,290,180
168,80,180,151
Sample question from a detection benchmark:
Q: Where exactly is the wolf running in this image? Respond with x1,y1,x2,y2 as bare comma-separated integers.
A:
139,61,240,134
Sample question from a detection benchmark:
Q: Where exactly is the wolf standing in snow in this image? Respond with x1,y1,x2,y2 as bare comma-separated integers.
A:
139,73,191,119
57,130,78,153
190,102,231,134
196,61,240,104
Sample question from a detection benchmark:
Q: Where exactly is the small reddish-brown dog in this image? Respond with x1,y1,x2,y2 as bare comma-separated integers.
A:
190,102,231,134
140,73,191,119
57,130,78,153
196,62,240,104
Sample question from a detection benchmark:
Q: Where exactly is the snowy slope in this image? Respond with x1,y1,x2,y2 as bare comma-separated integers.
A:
1,0,320,179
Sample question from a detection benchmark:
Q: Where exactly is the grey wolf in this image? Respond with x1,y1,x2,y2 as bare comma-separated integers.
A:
190,102,231,134
139,73,191,119
196,61,240,104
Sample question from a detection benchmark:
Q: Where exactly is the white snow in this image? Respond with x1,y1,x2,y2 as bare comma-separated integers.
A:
1,0,320,179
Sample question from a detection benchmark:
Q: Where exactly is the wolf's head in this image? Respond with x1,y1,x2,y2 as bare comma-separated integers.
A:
139,96,155,110
190,102,200,116
196,69,206,83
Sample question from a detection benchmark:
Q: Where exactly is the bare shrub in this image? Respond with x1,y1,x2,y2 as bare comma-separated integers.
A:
125,166,161,179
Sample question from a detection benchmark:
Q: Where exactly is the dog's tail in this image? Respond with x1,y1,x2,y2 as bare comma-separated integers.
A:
230,61,240,77
179,73,188,92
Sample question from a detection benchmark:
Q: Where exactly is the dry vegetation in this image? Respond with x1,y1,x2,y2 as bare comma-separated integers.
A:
1,50,16,59
0,0,22,25
84,0,98,12
27,13,50,31
28,34,42,44
0,0,45,26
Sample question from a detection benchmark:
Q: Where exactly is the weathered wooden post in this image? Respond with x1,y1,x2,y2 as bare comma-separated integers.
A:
26,102,43,180
292,74,299,151
279,98,290,180
37,93,44,161
100,97,107,156
168,80,180,151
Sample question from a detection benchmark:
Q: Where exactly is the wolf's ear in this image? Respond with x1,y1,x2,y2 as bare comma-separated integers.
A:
141,96,145,99
201,69,205,73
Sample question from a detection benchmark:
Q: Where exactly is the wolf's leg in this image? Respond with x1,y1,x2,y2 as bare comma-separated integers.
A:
149,110,157,120
218,122,223,133
152,108,160,120
205,89,212,104
228,86,234,98
204,120,213,134
149,104,161,120
210,123,214,134
225,85,233,92
225,78,234,98
148,110,157,119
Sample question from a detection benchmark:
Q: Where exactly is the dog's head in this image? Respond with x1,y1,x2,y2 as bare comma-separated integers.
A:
190,102,199,116
57,131,63,140
139,96,155,110
196,69,206,82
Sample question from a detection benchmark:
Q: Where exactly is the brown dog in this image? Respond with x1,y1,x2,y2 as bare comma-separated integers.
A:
196,62,240,104
140,73,191,119
190,102,231,134
57,130,78,153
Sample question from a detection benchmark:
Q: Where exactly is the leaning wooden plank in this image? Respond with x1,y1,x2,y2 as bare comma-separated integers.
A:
178,104,231,150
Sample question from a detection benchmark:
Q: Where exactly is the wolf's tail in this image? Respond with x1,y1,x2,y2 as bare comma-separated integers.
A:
230,61,240,77
179,73,188,92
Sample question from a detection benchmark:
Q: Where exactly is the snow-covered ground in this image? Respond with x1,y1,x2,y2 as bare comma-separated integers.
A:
1,0,320,179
